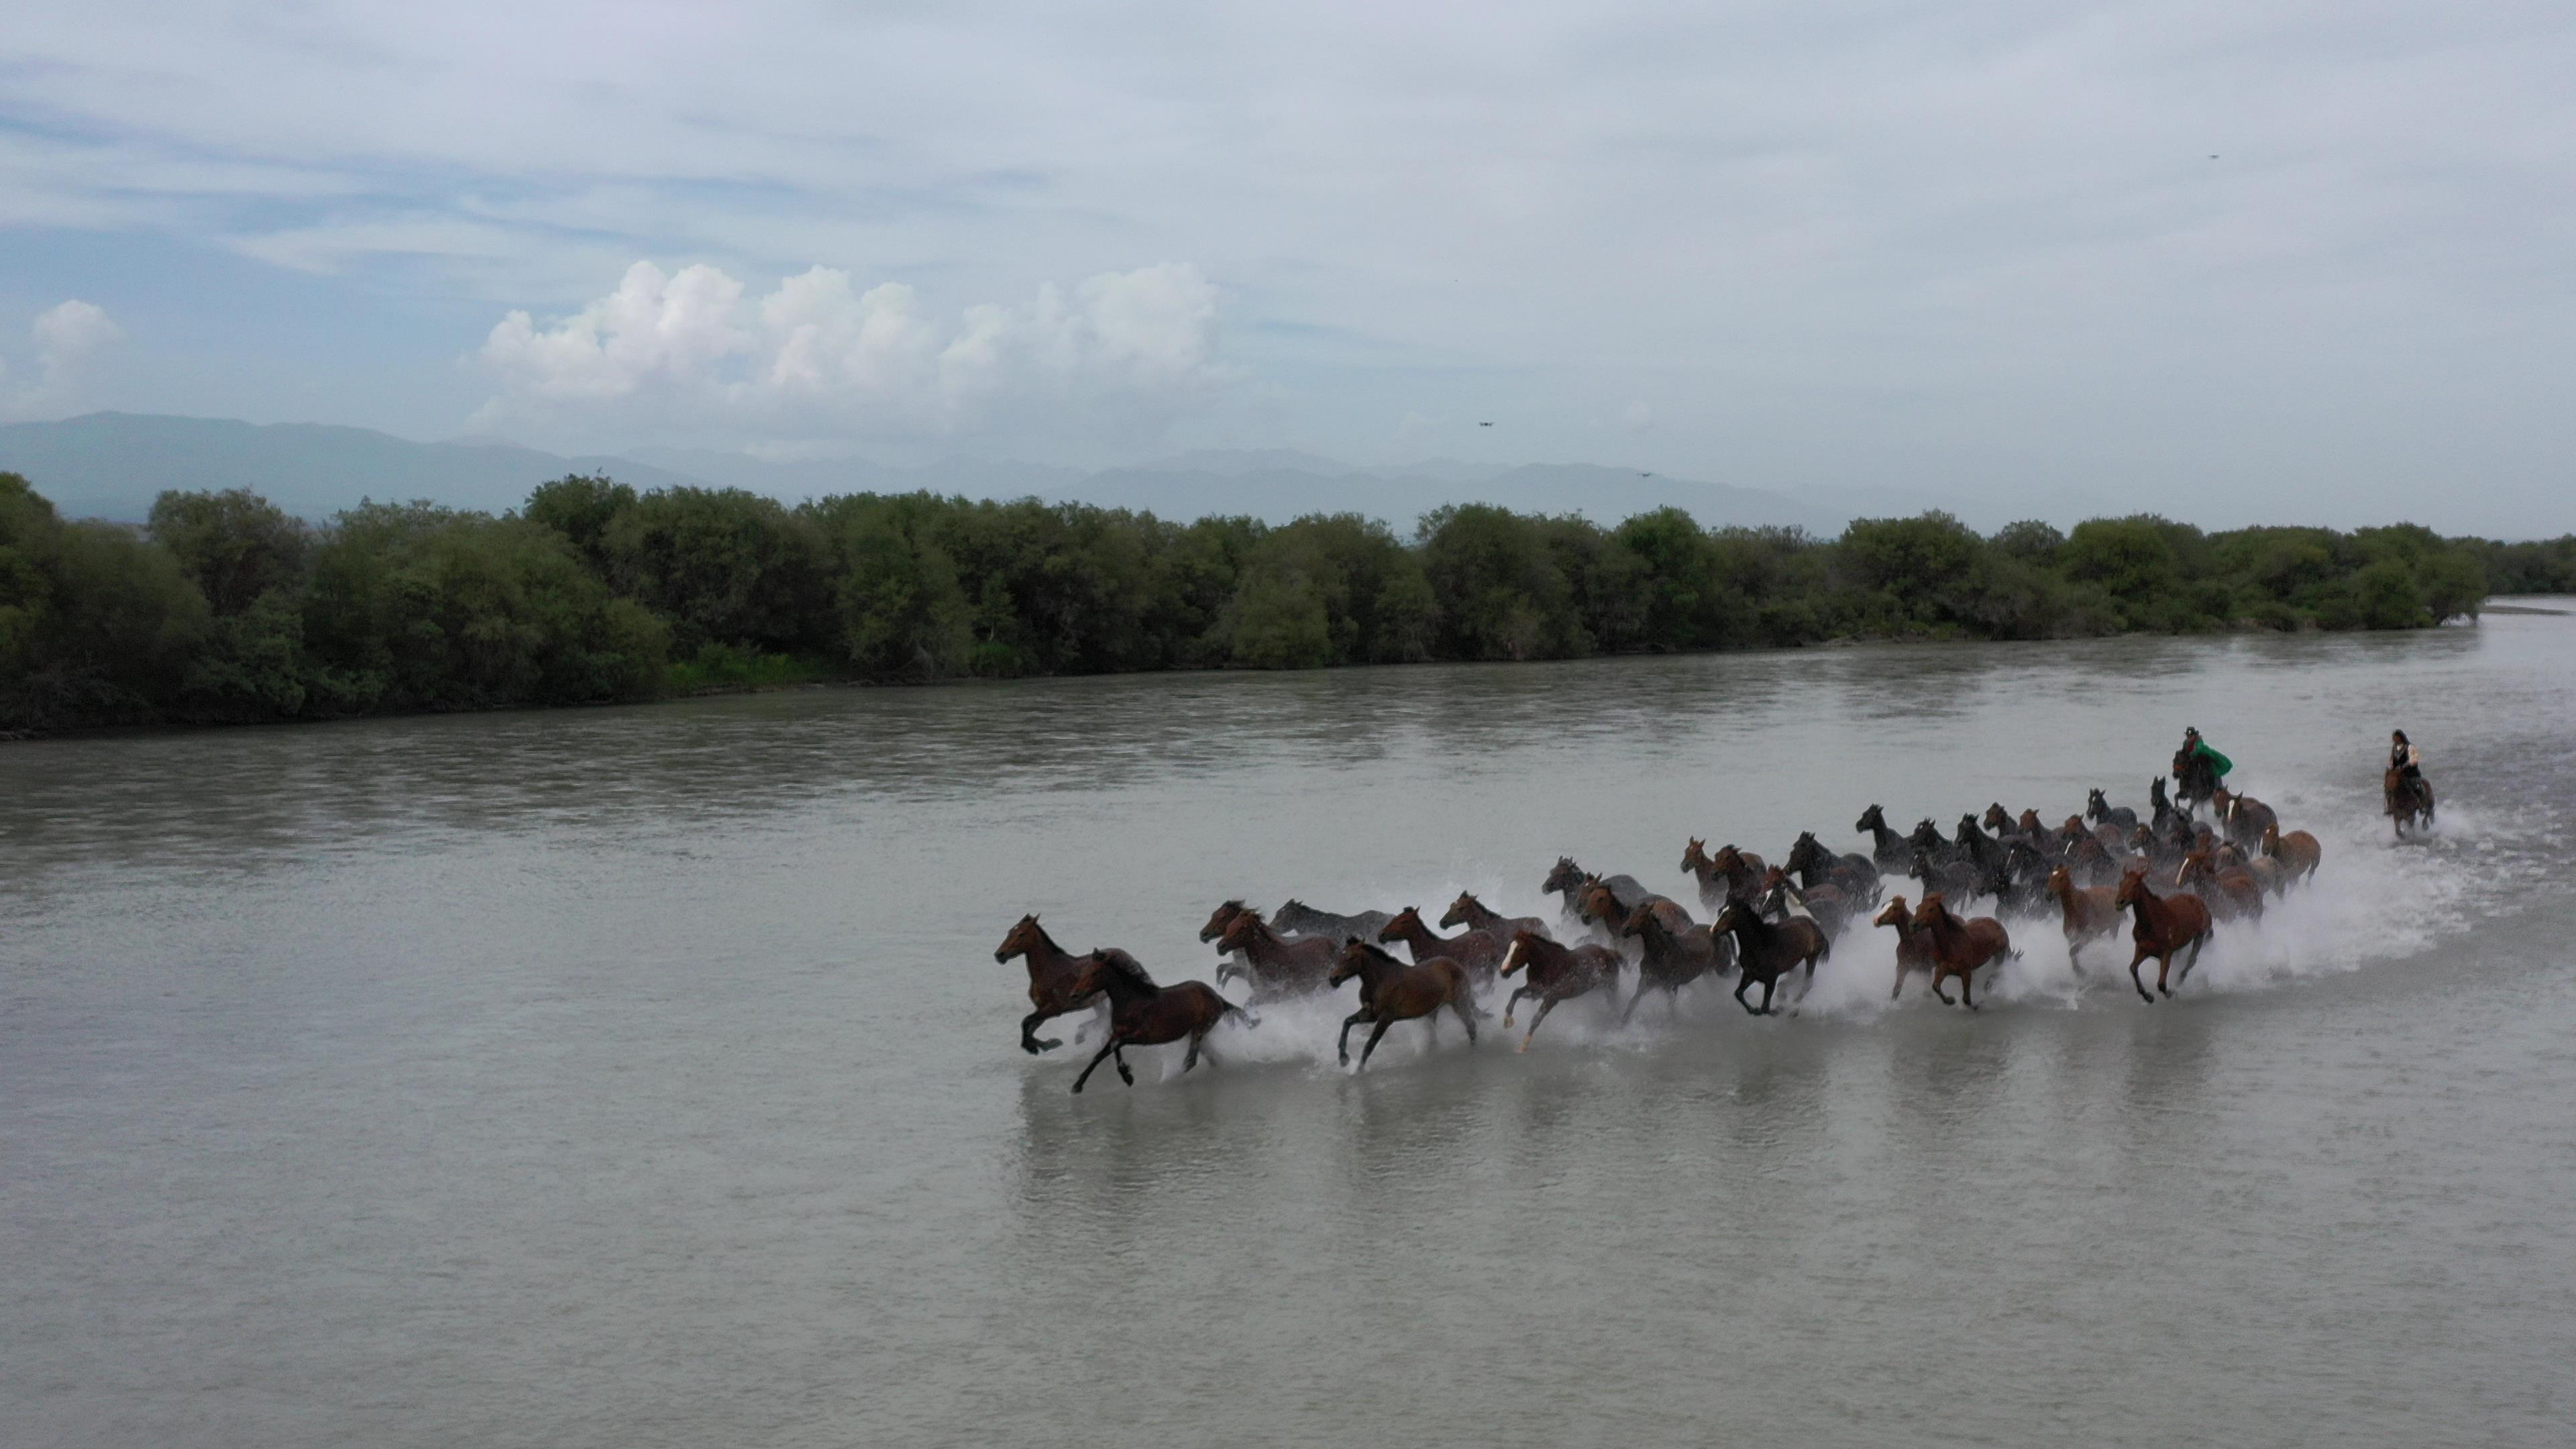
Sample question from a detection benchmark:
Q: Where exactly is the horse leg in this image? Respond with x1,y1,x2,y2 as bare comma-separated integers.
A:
1181,1032,1203,1074
1734,975,1760,1015
1755,975,1777,1016
1021,1009,1061,1055
1071,1034,1122,1093
1503,985,1535,1028
1357,1018,1395,1069
1520,996,1562,1051
2128,947,2154,1004
1620,982,1652,1026
1338,1009,1372,1067
1454,996,1478,1044
2177,932,2210,987
2155,951,2174,999
1933,969,1956,1006
1114,1041,1135,1086
1960,967,1978,1011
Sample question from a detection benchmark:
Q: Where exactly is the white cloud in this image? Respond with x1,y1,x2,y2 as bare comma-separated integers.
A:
474,260,1224,446
4,301,125,420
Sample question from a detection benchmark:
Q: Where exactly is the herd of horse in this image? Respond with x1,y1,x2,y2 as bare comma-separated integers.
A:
997,755,2338,1092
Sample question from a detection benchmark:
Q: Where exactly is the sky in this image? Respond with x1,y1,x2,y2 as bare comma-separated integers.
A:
2,1,2572,533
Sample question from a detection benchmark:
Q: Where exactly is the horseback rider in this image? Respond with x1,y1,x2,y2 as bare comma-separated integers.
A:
2179,726,2232,783
2390,729,2431,809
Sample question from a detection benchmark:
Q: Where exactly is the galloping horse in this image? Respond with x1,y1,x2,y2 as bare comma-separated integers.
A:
1873,895,1936,1002
1785,830,1880,906
1907,847,1985,907
1498,930,1622,1050
2148,777,2176,833
1214,912,1338,996
2261,824,2322,888
1909,894,2017,1009
2086,788,2138,831
1379,906,1505,977
2044,865,2119,971
1758,865,1854,938
1855,804,1913,869
1199,900,1258,943
1544,857,1654,920
2208,786,2277,854
2115,868,2213,1004
995,914,1108,1055
1440,892,1548,943
2171,747,2220,818
1330,941,1477,1070
1616,902,1731,1023
1271,899,1395,940
2384,768,2434,838
1069,951,1252,1093
2176,849,2265,922
1701,844,1770,908
1710,900,1829,1016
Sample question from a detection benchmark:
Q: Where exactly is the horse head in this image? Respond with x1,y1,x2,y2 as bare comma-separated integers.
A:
1499,930,1542,977
1215,911,1271,955
1438,892,1479,930
1542,857,1585,894
996,913,1046,963
1982,803,2013,833
1329,938,1393,989
1872,896,1911,930
1377,906,1425,945
2046,865,2074,896
1784,833,1822,875
1857,803,1886,835
1199,899,1252,943
1910,894,1951,930
2114,866,2151,908
1577,881,1621,924
1680,837,1709,874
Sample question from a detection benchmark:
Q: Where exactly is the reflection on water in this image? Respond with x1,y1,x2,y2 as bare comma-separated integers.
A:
5,614,2575,1447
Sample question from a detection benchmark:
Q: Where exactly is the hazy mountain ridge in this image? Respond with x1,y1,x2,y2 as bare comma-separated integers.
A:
5,412,1913,535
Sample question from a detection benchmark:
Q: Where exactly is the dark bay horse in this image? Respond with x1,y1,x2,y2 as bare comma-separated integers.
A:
1379,906,1505,977
2045,865,2118,971
2209,786,2277,853
995,914,1108,1055
1544,857,1653,920
1069,951,1252,1093
1856,804,1913,869
1785,830,1880,905
1499,929,1622,1049
2115,868,2213,1004
2149,777,2176,833
2086,788,2138,831
1214,912,1338,996
1271,899,1395,940
1616,902,1731,1023
1440,892,1548,943
1710,900,1829,1016
2384,768,2434,838
2172,747,2220,818
1910,894,2017,1009
2261,824,2322,888
1907,847,1985,908
1330,941,1477,1069
1199,900,1258,943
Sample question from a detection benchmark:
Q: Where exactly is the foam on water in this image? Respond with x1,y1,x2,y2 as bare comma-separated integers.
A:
1155,776,2540,1078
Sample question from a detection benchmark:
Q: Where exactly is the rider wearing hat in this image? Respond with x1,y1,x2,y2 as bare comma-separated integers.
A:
2180,726,2231,782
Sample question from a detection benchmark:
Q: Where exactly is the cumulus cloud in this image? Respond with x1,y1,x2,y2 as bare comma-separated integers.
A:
474,260,1223,445
3,300,125,419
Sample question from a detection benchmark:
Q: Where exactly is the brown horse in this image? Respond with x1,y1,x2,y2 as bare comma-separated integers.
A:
2114,868,2213,1004
1706,844,1770,907
2176,849,2265,923
1760,865,1854,938
1678,838,1734,912
2214,842,2284,898
1330,941,1477,1069
1710,900,1829,1016
2384,767,2434,838
2261,824,2322,888
1616,902,1731,1023
2044,865,2118,971
1214,912,1338,996
1498,929,1622,1049
1440,892,1549,943
995,914,1109,1055
1909,894,2015,1009
1873,895,1937,1002
2210,786,2278,853
1198,899,1258,943
1544,857,1653,920
1069,951,1252,1093
1379,906,1505,977
1271,899,1395,940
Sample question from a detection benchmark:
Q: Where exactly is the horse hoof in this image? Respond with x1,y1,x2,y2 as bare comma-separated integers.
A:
1517,1039,1530,1053
1035,1039,1061,1053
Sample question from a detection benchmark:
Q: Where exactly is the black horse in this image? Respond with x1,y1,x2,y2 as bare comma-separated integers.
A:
2172,747,2220,818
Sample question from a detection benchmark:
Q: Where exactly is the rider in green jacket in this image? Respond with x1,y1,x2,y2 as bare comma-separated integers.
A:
2181,726,2231,780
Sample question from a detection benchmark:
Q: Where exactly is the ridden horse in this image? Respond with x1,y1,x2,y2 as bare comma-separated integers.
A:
1856,804,1913,869
1069,951,1253,1093
1330,941,1477,1069
995,914,1109,1055
2045,865,2119,971
1616,901,1732,1023
2261,824,2322,888
1710,900,1830,1016
1441,892,1549,943
1214,912,1338,996
2208,786,2277,853
1910,894,2017,1010
2114,868,2213,1004
1544,858,1654,920
1758,866,1854,938
2176,849,2265,923
1873,895,1937,1002
1498,930,1623,1050
1379,905,1505,977
2086,788,2138,831
1271,899,1395,940
2384,768,2434,838
2172,747,2220,818
1786,830,1881,905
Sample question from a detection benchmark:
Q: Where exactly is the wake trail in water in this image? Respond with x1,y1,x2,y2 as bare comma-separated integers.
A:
1170,775,2550,1077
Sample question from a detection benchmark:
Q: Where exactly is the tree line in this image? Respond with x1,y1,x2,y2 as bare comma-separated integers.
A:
0,468,2534,733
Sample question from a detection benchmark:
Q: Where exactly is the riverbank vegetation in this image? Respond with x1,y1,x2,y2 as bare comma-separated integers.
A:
0,468,2532,733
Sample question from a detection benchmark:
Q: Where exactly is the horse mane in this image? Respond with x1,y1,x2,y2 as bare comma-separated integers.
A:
1089,947,1157,991
1342,938,1402,967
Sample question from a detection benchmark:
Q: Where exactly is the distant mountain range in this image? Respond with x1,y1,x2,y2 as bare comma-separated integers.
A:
3,411,2036,535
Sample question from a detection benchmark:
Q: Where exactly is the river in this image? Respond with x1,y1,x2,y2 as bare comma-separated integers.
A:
5,612,2573,1446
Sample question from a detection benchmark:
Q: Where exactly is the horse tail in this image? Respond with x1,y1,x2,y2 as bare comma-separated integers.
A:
1222,998,1260,1028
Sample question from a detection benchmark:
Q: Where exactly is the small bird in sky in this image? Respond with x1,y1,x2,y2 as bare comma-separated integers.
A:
1639,472,1653,478
1479,421,1493,427
2208,154,2219,160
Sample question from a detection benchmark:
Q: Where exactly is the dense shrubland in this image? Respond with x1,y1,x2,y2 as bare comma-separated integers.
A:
0,468,2530,733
